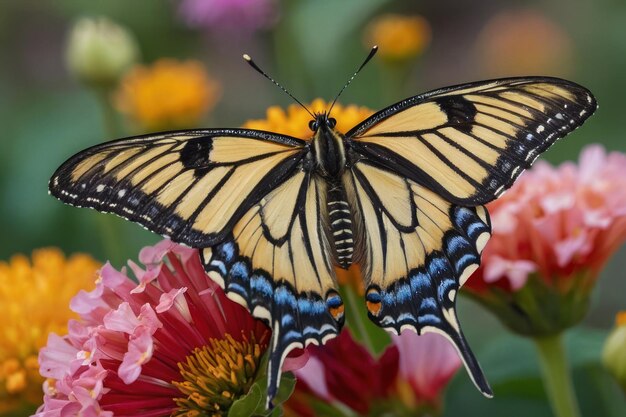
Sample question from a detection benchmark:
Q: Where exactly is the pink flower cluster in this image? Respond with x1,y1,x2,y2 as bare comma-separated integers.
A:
469,145,626,292
35,240,270,417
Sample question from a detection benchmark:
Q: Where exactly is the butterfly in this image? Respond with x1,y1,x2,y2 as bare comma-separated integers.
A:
49,48,597,408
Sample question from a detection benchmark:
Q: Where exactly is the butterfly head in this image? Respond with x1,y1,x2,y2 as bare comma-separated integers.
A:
311,113,345,178
308,113,337,132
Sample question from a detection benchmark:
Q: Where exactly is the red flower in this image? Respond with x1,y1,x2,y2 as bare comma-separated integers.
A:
287,330,398,416
35,240,302,416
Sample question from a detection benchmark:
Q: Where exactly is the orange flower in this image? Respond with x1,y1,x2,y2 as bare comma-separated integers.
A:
115,59,221,131
603,311,626,393
0,248,99,414
243,98,373,139
364,14,431,62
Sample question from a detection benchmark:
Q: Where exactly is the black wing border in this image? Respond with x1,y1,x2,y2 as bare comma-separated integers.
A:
346,76,597,138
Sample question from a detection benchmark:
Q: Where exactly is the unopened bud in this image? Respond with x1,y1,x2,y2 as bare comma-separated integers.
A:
66,17,139,88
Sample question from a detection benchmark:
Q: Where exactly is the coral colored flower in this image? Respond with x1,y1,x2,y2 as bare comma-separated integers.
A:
115,59,220,131
178,0,278,33
475,9,573,76
466,145,626,334
0,248,99,415
35,240,304,416
242,99,374,140
364,14,431,62
603,311,626,393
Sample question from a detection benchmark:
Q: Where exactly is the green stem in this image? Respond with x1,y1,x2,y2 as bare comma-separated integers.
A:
95,87,119,138
343,286,375,353
93,87,123,265
533,333,581,417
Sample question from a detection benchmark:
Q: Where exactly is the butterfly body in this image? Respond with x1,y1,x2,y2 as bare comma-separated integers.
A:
50,76,597,408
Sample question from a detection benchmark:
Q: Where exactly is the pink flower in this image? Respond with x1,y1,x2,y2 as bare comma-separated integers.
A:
465,145,626,334
469,145,626,292
287,330,460,416
178,0,278,32
393,332,461,407
35,240,302,416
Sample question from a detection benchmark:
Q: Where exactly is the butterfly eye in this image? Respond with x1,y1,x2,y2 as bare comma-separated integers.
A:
327,117,337,128
308,120,318,131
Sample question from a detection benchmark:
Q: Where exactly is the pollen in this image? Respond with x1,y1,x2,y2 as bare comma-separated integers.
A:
172,333,266,416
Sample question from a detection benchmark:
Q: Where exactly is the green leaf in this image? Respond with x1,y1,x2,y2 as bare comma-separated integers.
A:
442,327,626,417
228,383,263,417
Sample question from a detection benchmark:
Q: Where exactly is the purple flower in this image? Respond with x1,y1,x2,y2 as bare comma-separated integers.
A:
178,0,278,32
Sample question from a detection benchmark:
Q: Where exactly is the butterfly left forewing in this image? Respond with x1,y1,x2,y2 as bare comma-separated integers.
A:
49,129,306,247
347,77,597,206
344,161,493,396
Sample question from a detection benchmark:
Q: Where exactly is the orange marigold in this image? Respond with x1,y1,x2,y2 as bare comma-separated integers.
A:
364,14,431,62
115,59,221,131
0,248,99,414
243,98,373,140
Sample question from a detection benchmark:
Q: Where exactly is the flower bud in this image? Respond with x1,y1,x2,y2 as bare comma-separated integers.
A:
602,312,626,392
66,17,139,88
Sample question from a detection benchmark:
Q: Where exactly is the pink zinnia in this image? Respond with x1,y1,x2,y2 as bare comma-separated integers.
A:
465,145,626,334
392,331,462,409
34,240,301,416
468,145,626,293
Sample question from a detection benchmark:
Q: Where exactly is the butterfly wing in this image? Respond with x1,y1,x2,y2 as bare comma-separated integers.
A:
344,77,596,396
200,172,343,407
50,129,342,408
344,162,492,395
347,77,597,205
49,129,306,246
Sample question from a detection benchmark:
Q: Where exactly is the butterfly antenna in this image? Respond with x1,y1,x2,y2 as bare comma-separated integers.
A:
243,53,315,118
328,45,378,116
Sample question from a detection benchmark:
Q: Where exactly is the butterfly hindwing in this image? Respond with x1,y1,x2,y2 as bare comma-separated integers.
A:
49,129,306,247
347,77,597,205
344,162,493,395
200,173,343,408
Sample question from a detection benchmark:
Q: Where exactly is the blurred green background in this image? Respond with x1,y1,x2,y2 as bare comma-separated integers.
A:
1,0,625,415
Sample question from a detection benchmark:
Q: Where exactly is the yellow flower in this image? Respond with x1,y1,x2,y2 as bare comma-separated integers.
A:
242,98,374,139
364,14,431,62
0,248,99,414
603,311,626,393
115,59,221,131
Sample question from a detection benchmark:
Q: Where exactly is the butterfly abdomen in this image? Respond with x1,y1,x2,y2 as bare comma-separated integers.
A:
327,181,354,269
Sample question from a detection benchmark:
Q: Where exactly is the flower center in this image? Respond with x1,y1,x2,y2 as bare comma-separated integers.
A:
172,334,265,416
